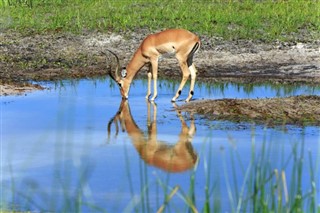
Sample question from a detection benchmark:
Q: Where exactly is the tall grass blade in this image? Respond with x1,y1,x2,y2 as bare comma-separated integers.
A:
156,185,179,213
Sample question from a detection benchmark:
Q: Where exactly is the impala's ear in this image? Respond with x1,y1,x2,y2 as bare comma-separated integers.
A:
121,68,127,78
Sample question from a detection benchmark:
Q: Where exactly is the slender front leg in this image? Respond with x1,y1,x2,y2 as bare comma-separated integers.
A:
146,64,152,99
150,60,158,101
171,60,190,102
147,99,151,127
148,101,157,143
185,64,197,102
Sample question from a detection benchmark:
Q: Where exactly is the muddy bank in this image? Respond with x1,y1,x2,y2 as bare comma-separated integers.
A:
1,82,44,96
178,95,320,126
1,31,320,87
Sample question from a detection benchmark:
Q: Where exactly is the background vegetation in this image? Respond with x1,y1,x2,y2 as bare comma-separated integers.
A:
1,0,319,41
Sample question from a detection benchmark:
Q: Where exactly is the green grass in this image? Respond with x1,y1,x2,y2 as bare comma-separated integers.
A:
1,0,319,41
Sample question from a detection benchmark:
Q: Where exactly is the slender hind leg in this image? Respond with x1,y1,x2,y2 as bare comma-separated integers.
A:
172,41,200,102
185,63,197,102
171,60,190,102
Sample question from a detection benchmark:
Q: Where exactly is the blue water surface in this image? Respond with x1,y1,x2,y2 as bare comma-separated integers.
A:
1,78,319,212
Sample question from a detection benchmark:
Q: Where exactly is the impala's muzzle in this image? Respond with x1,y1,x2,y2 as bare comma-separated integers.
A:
119,80,130,99
120,88,128,99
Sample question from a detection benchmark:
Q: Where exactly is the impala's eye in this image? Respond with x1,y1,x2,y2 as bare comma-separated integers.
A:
118,83,122,88
121,69,127,78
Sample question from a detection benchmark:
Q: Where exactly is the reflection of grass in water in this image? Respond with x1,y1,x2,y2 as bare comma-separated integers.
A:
48,77,320,99
199,81,320,97
149,77,320,98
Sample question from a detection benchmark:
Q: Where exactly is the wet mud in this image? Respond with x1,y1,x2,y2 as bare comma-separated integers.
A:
178,95,320,126
1,82,44,96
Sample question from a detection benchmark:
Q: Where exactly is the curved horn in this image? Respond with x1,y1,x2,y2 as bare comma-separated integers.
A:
102,49,120,82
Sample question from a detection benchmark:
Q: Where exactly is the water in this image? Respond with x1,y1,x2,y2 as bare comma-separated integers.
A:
1,78,320,212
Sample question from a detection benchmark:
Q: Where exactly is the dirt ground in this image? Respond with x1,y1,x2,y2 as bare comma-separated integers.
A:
1,30,320,84
1,30,319,124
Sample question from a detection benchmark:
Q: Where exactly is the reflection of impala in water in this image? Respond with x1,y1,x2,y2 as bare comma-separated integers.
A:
108,100,198,173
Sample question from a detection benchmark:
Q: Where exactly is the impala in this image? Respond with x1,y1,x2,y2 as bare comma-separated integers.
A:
105,29,200,102
107,100,197,172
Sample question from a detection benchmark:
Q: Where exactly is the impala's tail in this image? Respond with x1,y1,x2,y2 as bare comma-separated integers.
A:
187,41,200,67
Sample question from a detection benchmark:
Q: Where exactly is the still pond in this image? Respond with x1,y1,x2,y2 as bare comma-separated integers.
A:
1,78,320,212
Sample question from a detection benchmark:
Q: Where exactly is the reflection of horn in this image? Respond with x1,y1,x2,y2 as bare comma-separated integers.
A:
107,101,126,143
107,112,120,143
102,49,120,82
107,100,197,173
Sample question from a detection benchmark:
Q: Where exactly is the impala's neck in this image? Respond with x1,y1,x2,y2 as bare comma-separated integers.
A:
125,48,146,81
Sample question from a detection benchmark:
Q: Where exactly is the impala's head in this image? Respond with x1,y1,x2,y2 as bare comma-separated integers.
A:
105,50,131,99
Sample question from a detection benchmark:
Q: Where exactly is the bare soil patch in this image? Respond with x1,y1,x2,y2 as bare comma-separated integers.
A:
1,31,319,85
178,95,320,126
